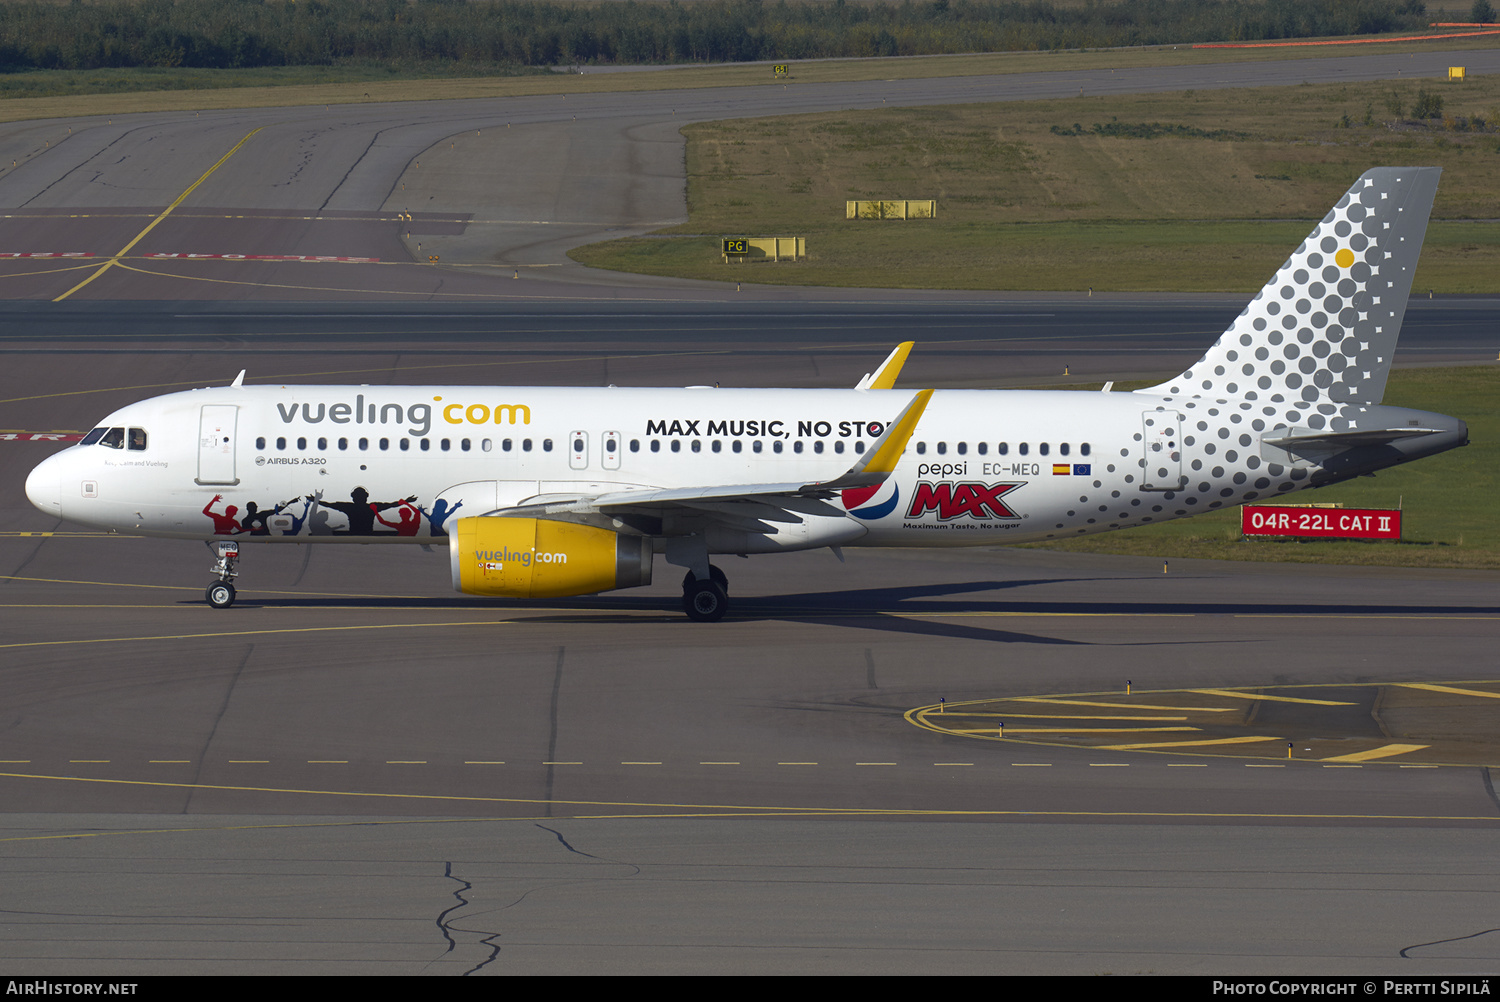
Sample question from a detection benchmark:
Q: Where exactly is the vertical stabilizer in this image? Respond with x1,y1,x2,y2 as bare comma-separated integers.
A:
1139,167,1440,406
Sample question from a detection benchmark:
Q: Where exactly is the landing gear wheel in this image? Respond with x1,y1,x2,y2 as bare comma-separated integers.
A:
683,580,728,622
206,581,236,609
681,564,729,594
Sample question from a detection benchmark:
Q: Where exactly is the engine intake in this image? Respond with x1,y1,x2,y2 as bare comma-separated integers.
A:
450,517,652,598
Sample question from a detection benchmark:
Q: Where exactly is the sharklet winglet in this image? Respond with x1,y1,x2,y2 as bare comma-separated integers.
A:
807,388,933,492
856,341,914,390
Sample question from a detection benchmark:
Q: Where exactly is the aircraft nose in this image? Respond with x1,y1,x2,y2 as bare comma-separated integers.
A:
25,454,62,516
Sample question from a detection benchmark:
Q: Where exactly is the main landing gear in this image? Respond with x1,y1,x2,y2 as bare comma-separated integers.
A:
682,565,729,623
206,540,239,609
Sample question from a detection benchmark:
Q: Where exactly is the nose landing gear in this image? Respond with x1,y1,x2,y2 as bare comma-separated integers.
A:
206,540,239,609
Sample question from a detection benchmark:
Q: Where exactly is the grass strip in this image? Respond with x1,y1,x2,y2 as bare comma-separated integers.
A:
572,76,1500,293
0,33,1496,122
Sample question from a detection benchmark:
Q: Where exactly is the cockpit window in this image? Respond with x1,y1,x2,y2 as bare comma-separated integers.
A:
79,428,105,446
128,428,147,451
99,428,125,449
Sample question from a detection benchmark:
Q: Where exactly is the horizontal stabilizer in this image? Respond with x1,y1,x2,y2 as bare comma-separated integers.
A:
1262,427,1447,450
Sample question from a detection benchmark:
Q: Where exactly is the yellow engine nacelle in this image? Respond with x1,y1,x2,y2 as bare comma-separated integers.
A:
450,517,653,598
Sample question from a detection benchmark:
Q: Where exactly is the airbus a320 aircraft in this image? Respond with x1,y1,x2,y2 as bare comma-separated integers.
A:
25,167,1467,620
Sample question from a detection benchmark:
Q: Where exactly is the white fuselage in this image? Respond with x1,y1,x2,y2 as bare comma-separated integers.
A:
24,382,1464,553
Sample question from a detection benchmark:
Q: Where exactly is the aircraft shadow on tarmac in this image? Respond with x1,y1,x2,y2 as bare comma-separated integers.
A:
191,575,1500,645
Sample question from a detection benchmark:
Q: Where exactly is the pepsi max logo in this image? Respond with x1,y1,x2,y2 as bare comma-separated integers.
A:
841,482,901,520
906,481,1022,521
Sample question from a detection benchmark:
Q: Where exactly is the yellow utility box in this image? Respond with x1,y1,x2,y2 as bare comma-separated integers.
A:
722,236,805,263
846,199,936,220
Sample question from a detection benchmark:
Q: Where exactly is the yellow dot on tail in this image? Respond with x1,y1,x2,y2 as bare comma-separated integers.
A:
1335,248,1355,269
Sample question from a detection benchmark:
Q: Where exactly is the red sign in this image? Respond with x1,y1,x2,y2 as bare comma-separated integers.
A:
1242,505,1401,540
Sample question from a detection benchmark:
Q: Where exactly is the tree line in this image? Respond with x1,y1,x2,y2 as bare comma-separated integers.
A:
0,0,1434,73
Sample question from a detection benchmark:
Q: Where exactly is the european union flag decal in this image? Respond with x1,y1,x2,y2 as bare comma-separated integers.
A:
1073,464,1091,475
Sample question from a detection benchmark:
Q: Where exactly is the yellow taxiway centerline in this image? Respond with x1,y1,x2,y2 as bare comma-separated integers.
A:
1396,683,1500,700
1188,688,1354,706
1320,743,1431,763
52,127,265,302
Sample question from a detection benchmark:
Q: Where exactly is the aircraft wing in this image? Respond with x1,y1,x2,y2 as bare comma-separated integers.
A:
492,389,933,531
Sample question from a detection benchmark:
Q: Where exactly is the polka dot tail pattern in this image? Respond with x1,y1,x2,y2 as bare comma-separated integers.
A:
1141,167,1441,413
